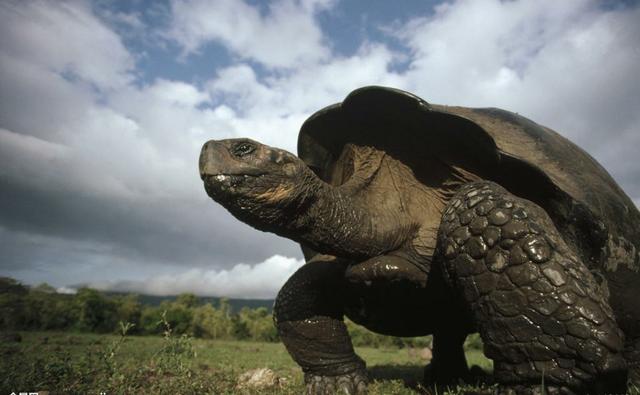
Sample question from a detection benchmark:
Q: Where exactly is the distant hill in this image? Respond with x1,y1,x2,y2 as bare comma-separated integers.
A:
103,291,275,313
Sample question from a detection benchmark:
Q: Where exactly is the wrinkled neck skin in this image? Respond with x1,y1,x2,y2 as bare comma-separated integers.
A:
231,166,416,260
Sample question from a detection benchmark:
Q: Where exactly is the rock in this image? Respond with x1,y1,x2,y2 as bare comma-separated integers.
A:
407,346,432,361
236,368,284,390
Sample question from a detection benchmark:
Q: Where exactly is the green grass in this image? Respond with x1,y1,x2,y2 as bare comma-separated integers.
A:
3,331,637,395
1,330,493,394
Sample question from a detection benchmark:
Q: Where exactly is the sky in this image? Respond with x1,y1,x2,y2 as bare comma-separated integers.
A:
1,0,639,298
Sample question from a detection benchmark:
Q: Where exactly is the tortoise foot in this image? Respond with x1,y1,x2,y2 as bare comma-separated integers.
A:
305,368,368,395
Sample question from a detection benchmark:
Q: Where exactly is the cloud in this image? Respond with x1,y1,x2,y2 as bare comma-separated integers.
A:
392,0,640,198
0,128,69,179
205,44,405,152
0,1,301,290
0,0,133,90
209,43,404,116
167,0,334,68
56,286,78,294
1,0,638,298
87,255,304,298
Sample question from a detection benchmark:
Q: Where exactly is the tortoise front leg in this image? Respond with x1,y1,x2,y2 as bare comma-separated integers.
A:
344,254,429,287
438,181,628,395
274,255,367,394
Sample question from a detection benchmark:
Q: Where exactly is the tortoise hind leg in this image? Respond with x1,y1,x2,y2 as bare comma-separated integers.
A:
345,254,476,386
424,330,472,387
438,181,627,394
274,255,367,394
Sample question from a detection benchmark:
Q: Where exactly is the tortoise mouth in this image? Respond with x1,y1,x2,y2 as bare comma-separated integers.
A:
202,173,265,193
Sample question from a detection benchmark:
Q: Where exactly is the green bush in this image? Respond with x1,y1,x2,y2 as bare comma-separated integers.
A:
0,276,444,349
238,306,279,341
75,288,117,333
139,305,164,334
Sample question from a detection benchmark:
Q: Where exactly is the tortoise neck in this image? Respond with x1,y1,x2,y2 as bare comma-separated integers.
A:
285,168,414,259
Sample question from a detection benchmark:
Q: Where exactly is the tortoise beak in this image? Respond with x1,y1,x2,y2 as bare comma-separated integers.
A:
199,140,226,180
198,140,216,180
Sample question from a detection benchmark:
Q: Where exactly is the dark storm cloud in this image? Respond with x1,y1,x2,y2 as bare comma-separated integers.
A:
0,174,300,271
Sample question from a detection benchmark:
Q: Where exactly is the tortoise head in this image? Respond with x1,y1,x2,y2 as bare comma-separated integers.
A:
199,138,310,218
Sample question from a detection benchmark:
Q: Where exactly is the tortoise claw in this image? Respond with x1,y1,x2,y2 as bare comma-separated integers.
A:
305,369,368,394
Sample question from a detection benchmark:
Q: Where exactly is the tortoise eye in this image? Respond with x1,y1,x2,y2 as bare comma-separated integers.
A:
233,142,255,157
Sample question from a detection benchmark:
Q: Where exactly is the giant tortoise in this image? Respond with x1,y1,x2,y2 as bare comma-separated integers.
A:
199,86,640,394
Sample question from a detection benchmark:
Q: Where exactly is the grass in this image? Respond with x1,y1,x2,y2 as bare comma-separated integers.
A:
1,330,493,394
2,330,637,394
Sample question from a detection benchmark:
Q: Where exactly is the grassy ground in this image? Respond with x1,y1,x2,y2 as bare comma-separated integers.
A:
1,330,493,394
2,331,637,394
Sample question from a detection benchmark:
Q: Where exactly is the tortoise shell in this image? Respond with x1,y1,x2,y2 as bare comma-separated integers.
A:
298,86,640,279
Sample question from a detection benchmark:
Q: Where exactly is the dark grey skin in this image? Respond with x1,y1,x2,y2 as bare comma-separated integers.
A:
199,87,640,394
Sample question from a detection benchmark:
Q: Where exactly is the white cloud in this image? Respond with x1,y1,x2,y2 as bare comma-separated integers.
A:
0,0,133,90
90,255,304,298
206,44,405,152
167,0,333,68
209,44,403,116
56,286,77,294
395,0,622,106
392,0,640,196
144,79,211,107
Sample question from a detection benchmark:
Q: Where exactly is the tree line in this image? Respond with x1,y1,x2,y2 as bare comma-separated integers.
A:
0,277,432,348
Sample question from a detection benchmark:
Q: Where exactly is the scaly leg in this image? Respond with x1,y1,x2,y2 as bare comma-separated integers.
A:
274,255,367,394
438,181,627,395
